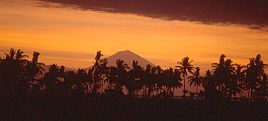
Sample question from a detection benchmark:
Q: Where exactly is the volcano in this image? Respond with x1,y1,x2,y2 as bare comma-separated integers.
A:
106,50,155,68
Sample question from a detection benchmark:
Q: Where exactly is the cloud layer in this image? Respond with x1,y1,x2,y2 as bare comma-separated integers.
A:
40,0,268,29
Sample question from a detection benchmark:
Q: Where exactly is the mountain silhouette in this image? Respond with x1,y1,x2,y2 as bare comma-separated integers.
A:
107,50,155,68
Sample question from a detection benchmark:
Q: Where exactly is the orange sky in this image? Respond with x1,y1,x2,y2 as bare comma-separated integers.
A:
1,0,268,71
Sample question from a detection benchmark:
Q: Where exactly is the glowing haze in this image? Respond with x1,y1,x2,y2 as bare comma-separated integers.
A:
1,0,268,71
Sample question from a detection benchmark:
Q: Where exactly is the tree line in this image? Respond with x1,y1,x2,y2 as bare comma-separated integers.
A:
0,48,267,102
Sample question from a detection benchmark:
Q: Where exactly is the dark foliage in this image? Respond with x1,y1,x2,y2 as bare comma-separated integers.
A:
0,48,268,121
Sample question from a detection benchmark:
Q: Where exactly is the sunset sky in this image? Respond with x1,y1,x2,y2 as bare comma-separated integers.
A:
1,0,268,71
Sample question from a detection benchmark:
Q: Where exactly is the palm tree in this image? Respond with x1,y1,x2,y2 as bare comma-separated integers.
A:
63,68,91,96
106,66,122,96
245,54,268,101
170,68,183,98
212,54,226,95
25,52,45,94
41,64,66,96
90,51,108,95
98,58,109,94
176,56,194,97
188,67,203,100
126,60,143,97
245,57,256,100
257,73,268,101
158,68,171,98
232,64,246,100
151,66,162,97
223,59,237,99
254,54,268,101
116,59,129,90
212,55,226,83
6,49,28,74
0,56,4,94
212,55,237,100
141,64,153,97
106,59,129,96
92,51,103,70
0,48,29,95
161,68,182,98
202,70,217,101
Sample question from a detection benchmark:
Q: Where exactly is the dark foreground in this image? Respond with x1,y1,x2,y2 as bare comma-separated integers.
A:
1,96,268,121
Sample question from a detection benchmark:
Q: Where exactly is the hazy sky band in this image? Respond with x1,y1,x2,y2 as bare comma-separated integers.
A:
0,0,268,72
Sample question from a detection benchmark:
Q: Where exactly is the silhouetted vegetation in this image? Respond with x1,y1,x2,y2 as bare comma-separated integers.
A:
1,48,268,121
1,48,267,101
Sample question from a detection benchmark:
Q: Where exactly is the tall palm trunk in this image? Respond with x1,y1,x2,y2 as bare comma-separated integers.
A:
250,88,253,101
233,92,236,102
248,89,251,101
183,74,186,97
172,87,175,99
195,86,199,100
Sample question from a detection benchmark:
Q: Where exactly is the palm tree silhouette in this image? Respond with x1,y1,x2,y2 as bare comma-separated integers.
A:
116,59,129,91
202,70,218,101
1,48,268,103
212,54,227,95
176,56,194,97
106,66,123,96
160,68,182,98
157,68,169,98
41,64,65,96
188,67,203,100
142,64,153,97
170,68,183,98
0,48,29,95
245,54,268,101
25,52,45,94
212,55,238,100
232,64,246,100
256,73,268,101
151,66,162,97
127,60,143,97
223,59,237,99
91,51,107,95
92,51,103,74
67,68,92,95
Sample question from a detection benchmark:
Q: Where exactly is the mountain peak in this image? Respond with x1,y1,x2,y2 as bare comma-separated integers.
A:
107,50,155,68
124,50,131,52
118,50,133,53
